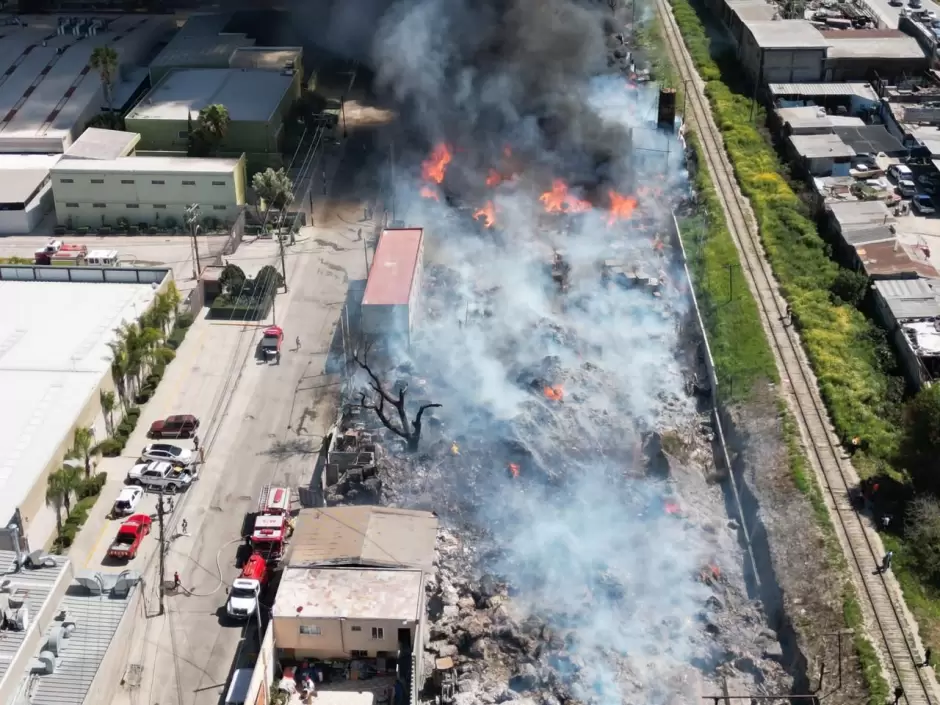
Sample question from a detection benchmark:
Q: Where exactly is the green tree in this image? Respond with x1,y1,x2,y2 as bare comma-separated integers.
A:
905,496,940,586
46,468,80,534
108,334,130,408
900,384,940,493
196,104,231,156
252,168,294,211
254,264,284,298
829,269,869,307
87,112,125,130
90,46,119,112
100,390,116,435
219,263,247,298
71,426,96,479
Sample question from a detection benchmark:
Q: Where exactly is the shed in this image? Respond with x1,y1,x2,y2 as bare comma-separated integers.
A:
874,278,940,322
789,133,855,175
739,20,828,85
828,200,893,234
833,125,905,157
823,30,928,82
854,240,940,279
361,228,425,347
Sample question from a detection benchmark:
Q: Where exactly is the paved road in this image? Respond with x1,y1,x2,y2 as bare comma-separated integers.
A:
65,127,381,704
862,0,940,30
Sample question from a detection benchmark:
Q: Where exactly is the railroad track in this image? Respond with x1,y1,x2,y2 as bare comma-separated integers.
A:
651,1,937,703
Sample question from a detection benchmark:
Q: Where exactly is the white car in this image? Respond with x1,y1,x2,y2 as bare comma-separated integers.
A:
112,487,144,517
127,460,193,492
141,443,194,466
898,179,917,197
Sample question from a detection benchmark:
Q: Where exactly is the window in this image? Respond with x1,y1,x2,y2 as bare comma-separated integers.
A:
351,650,368,658
121,179,134,184
60,178,73,184
371,627,384,640
177,130,188,139
153,204,166,209
126,204,139,209
92,203,106,208
299,625,321,636
90,178,104,184
212,180,226,186
65,202,78,208
182,180,195,186
213,205,226,211
151,180,165,185
350,626,362,632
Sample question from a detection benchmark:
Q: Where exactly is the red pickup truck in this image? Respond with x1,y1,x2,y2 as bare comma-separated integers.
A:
107,514,152,560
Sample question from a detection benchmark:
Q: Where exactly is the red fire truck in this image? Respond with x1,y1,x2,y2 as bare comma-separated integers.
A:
244,485,292,563
225,552,269,620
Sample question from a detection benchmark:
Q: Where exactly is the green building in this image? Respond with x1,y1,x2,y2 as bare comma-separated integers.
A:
125,68,299,163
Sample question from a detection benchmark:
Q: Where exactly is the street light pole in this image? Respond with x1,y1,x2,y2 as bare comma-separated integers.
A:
185,204,202,279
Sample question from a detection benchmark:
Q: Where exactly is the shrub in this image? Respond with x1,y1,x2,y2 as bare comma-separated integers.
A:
900,385,940,492
126,406,141,420
118,418,135,436
153,346,176,365
97,438,123,457
176,312,195,329
77,472,107,499
168,327,187,350
904,496,940,587
54,524,77,550
135,388,153,405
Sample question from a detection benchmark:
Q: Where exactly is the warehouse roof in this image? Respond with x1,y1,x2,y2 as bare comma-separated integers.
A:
0,15,169,153
745,19,829,49
363,228,424,307
0,279,160,534
228,46,302,71
274,568,424,621
874,278,940,320
840,225,897,247
149,13,254,72
855,240,940,279
769,82,879,101
128,68,293,123
289,506,438,571
825,32,926,60
52,155,241,174
729,1,777,23
790,133,856,160
0,154,60,204
64,128,140,160
829,200,894,231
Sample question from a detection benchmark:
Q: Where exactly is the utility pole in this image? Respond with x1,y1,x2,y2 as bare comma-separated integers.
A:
157,492,166,616
278,234,289,293
185,204,202,279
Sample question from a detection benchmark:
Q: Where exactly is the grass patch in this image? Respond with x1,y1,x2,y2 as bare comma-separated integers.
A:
638,9,890,703
668,0,903,471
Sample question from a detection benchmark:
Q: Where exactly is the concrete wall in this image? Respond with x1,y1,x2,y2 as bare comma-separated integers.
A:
52,157,247,229
0,184,54,235
274,615,417,660
245,623,275,705
126,115,286,156
0,560,74,705
740,38,825,85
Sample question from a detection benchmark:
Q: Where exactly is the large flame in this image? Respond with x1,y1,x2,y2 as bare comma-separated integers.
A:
607,190,638,227
420,186,440,201
486,169,503,187
539,180,591,214
421,143,452,184
473,201,496,228
508,462,520,479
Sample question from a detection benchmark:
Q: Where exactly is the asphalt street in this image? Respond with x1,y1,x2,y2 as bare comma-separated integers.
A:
863,0,940,30
63,124,381,705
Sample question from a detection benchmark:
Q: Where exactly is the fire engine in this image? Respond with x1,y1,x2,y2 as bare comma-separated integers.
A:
244,485,292,563
225,552,269,620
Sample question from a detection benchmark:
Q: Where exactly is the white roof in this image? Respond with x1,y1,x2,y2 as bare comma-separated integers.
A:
745,20,829,49
0,15,170,153
273,568,424,621
52,155,240,175
0,154,61,204
0,279,159,528
64,128,141,160
127,68,293,124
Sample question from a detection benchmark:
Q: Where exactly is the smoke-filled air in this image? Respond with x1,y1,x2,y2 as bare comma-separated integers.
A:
305,0,793,701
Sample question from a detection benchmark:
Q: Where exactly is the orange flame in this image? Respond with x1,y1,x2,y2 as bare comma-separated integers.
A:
420,186,440,201
508,463,520,478
473,201,496,228
664,501,681,515
607,190,638,227
486,169,503,187
543,384,564,401
421,143,452,184
539,179,591,214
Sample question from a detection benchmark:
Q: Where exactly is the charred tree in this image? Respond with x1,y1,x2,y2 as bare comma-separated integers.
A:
353,348,441,452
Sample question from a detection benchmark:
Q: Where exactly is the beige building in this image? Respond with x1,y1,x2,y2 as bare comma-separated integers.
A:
51,153,246,229
272,507,438,688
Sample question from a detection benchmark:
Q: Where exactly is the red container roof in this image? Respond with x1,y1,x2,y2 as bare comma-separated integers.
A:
362,228,424,306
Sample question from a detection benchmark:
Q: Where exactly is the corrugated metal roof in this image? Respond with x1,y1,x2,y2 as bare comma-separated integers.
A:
27,584,135,705
289,506,438,571
0,551,70,687
841,226,896,246
769,83,879,101
874,279,940,320
362,229,424,307
829,199,894,229
856,240,940,279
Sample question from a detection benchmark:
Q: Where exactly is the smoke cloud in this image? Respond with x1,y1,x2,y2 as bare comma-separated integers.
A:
298,0,779,700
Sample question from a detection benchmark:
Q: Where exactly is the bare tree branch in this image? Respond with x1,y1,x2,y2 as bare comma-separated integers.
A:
359,392,409,441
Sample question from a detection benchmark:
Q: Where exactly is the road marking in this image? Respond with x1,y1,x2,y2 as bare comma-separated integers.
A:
83,515,112,569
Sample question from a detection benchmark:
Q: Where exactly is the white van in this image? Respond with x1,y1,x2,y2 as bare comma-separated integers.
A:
888,164,914,182
86,249,119,267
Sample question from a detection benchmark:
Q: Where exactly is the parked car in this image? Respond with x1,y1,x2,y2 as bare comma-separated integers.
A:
891,0,905,6
898,179,918,197
107,514,152,560
111,487,144,518
148,414,199,439
127,460,193,493
913,194,936,214
918,174,940,186
888,163,914,182
911,0,923,9
141,443,194,465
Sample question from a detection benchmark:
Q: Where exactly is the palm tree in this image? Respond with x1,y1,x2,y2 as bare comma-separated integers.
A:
57,466,83,517
196,104,230,156
165,281,182,316
100,390,116,435
90,46,119,112
46,470,70,535
72,427,96,478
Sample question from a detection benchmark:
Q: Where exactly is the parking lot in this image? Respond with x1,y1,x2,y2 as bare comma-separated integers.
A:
884,162,940,273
